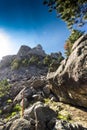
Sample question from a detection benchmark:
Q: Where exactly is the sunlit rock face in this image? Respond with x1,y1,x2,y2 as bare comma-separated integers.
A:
47,34,87,108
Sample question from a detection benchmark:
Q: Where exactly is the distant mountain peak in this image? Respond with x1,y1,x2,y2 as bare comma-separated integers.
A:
17,45,31,57
35,44,43,50
17,44,46,58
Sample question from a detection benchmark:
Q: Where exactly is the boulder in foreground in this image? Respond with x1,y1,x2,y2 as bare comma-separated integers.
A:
47,34,87,108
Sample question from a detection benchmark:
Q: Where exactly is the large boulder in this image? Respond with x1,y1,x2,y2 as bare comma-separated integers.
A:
29,76,46,89
14,87,33,103
47,34,87,108
24,102,57,130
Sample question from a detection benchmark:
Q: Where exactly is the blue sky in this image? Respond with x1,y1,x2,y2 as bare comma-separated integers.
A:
0,0,86,59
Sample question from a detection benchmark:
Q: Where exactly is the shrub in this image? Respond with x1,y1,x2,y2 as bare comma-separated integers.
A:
29,56,39,64
43,55,51,66
11,59,20,70
57,113,72,121
0,79,11,97
13,104,21,112
22,59,28,66
6,104,21,120
0,110,2,114
6,112,17,121
7,99,12,104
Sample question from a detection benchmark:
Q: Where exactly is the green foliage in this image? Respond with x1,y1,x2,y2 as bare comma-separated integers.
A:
11,56,40,69
44,98,50,104
0,110,2,114
43,55,51,66
13,104,21,112
11,59,20,70
44,98,72,122
7,99,12,104
64,29,84,57
11,112,17,116
29,56,39,64
44,98,62,112
57,113,72,121
44,98,72,121
6,104,21,120
6,112,17,121
11,58,29,69
0,79,11,97
43,54,63,71
22,59,28,66
43,0,87,29
68,30,84,43
11,54,63,70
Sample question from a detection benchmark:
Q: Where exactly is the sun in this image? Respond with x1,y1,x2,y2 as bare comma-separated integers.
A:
0,29,14,59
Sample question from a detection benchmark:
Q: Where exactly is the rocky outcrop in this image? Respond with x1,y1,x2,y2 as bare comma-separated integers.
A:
0,55,16,68
0,44,63,82
28,44,46,57
0,41,87,130
17,44,46,59
50,52,63,59
24,101,57,130
47,34,87,108
1,102,87,130
1,119,87,130
17,45,31,58
0,63,48,82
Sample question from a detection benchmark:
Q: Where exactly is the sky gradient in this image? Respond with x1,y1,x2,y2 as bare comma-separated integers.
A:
0,0,86,59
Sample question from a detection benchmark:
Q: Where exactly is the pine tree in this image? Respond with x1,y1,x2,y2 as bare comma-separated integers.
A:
43,0,87,29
